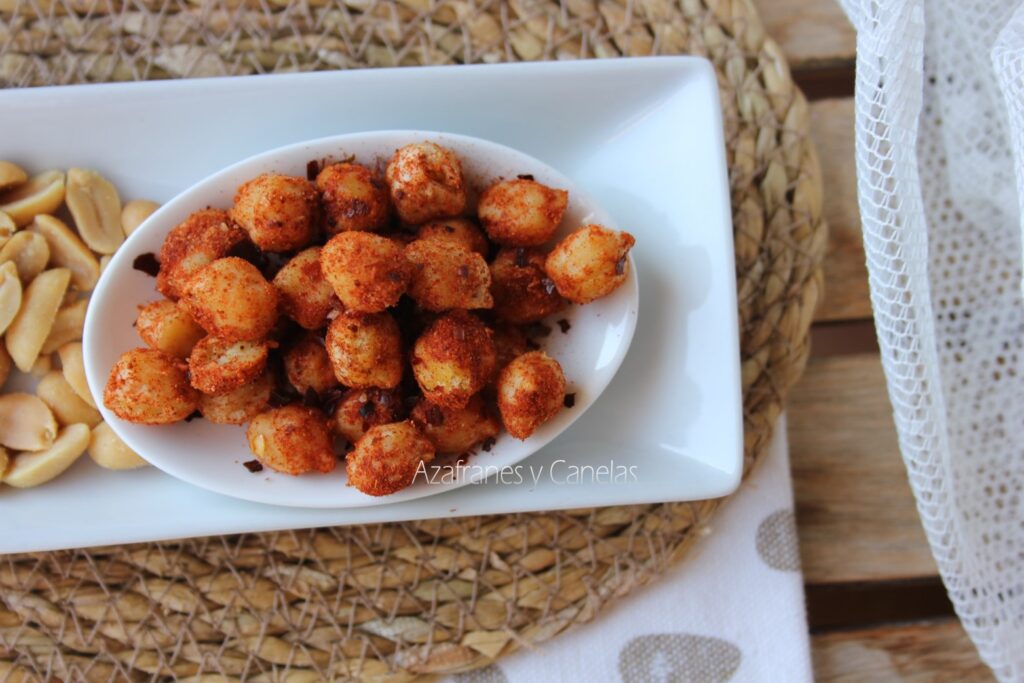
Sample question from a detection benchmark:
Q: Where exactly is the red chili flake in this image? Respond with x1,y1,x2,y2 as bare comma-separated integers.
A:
481,437,496,452
514,248,529,268
243,460,264,473
517,174,535,181
424,404,445,426
557,318,571,333
541,278,557,295
563,393,576,408
457,265,470,278
615,256,627,276
132,253,160,277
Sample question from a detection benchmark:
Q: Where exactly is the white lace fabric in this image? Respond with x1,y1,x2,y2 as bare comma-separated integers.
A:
839,1,1024,679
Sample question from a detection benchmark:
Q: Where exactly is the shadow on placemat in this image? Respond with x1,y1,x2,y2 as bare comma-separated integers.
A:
0,0,825,679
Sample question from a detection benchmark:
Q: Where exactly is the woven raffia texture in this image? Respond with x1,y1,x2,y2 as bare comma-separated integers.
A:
0,0,825,680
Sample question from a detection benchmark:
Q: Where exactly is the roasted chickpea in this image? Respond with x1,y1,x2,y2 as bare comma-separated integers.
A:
316,162,390,234
273,247,337,330
478,178,568,246
544,224,636,304
331,388,404,444
490,247,566,324
284,334,339,396
156,209,246,300
496,350,566,439
346,420,435,496
135,299,205,359
411,395,500,455
199,371,273,425
188,336,269,395
104,348,199,425
231,172,319,252
325,311,403,389
417,218,489,256
492,323,531,371
385,142,466,225
182,257,278,341
412,310,496,409
246,405,336,475
320,231,412,313
405,237,493,312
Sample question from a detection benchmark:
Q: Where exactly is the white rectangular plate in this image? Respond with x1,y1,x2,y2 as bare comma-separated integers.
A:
0,57,741,554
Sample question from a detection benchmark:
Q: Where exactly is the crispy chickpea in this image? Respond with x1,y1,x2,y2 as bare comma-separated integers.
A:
104,348,199,425
231,172,319,252
331,387,404,444
385,142,466,225
135,299,205,359
325,311,403,389
544,224,636,304
156,209,246,300
490,247,566,324
284,334,339,396
199,371,273,425
320,231,412,313
478,178,568,246
346,420,435,496
411,395,500,455
316,162,390,234
412,310,496,409
417,218,489,256
492,323,531,371
496,350,566,440
273,247,337,330
181,257,278,341
246,405,335,475
405,237,493,312
188,336,269,395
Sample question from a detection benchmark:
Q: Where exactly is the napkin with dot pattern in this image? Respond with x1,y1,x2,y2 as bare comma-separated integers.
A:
444,416,811,683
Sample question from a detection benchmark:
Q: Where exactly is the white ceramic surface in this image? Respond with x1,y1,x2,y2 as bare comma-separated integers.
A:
84,131,639,508
0,57,741,552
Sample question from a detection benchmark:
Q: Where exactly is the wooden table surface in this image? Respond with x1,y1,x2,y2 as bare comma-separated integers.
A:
751,1,995,679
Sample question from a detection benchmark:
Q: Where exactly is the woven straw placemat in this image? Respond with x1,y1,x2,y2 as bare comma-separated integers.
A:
0,0,825,680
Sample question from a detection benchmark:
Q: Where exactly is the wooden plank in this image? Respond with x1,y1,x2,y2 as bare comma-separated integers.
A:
806,578,954,631
808,98,872,323
811,319,878,357
754,0,856,67
812,619,994,682
788,353,937,583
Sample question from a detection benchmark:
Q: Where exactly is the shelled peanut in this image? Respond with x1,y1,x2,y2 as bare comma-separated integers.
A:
0,161,156,488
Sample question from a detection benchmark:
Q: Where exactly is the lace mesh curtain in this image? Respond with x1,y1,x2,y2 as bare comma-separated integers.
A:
839,0,1024,679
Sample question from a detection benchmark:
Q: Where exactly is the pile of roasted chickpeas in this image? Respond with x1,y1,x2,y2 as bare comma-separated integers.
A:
104,141,635,496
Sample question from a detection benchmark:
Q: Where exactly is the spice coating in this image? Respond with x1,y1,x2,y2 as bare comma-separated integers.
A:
316,162,390,234
345,420,435,496
231,172,320,252
104,348,199,424
156,209,246,299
